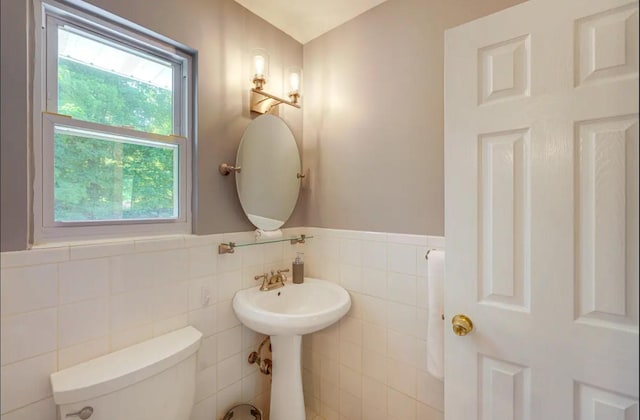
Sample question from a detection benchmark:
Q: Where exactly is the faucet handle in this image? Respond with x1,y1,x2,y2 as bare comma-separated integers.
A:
277,268,290,274
254,273,268,281
255,273,270,291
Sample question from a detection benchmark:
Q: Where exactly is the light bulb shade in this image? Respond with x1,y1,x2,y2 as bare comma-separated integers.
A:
289,72,300,91
255,55,265,76
285,66,302,103
251,48,269,89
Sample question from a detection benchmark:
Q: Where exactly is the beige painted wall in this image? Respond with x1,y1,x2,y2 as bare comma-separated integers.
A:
0,0,303,251
302,0,524,236
1,0,31,252
0,0,525,251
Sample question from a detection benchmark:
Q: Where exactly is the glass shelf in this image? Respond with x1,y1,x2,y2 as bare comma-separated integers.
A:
218,234,312,254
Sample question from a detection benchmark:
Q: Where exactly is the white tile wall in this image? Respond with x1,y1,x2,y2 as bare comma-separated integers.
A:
1,309,57,366
0,264,58,316
58,298,109,348
0,352,57,414
302,228,445,420
59,259,109,304
0,230,305,420
0,227,444,420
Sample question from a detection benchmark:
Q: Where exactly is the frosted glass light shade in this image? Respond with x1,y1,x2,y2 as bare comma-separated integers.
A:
285,66,302,103
251,48,269,89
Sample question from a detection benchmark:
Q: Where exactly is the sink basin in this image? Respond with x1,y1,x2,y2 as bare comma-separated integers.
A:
232,277,351,336
232,277,351,420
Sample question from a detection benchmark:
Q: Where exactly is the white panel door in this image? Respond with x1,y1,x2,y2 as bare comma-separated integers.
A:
444,0,638,418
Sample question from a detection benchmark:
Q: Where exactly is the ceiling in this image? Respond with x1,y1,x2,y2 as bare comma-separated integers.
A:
234,0,390,44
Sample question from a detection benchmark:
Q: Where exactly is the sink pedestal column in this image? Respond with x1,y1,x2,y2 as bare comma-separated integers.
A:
269,335,305,420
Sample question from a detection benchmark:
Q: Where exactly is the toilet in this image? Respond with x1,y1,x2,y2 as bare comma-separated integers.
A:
50,326,202,420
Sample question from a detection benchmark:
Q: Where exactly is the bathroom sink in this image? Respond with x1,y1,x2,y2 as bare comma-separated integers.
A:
233,277,351,419
232,277,351,336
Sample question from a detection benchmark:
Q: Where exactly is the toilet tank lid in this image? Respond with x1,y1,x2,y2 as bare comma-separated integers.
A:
50,326,202,405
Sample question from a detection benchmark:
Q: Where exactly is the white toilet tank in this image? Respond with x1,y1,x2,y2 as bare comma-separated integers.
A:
51,326,202,420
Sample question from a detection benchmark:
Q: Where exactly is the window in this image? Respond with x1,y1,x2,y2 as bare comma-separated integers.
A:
34,1,193,242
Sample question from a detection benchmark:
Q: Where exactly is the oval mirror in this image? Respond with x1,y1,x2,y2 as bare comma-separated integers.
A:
236,114,301,231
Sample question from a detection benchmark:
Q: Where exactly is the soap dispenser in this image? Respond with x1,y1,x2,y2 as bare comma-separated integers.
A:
292,252,304,284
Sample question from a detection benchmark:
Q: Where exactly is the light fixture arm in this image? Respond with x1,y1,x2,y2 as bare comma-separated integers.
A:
250,88,301,114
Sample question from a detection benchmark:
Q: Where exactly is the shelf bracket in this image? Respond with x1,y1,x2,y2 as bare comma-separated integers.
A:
218,242,236,254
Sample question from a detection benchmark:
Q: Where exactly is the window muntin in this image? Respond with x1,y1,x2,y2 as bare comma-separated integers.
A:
35,1,192,242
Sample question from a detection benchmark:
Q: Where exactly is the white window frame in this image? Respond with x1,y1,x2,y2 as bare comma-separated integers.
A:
33,0,193,244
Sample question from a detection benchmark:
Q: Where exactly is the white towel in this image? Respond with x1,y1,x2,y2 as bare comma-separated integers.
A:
426,249,445,380
255,228,283,241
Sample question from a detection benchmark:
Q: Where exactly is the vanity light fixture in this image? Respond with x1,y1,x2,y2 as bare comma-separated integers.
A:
249,48,301,114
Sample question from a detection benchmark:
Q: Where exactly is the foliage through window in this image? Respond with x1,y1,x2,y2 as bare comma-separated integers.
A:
53,126,178,222
36,1,192,241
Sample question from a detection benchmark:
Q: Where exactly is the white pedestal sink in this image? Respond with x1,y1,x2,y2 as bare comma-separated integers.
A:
232,277,351,420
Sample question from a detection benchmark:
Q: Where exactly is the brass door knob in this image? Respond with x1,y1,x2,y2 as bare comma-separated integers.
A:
451,314,473,336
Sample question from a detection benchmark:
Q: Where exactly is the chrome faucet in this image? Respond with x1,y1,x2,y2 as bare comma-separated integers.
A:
255,269,290,291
